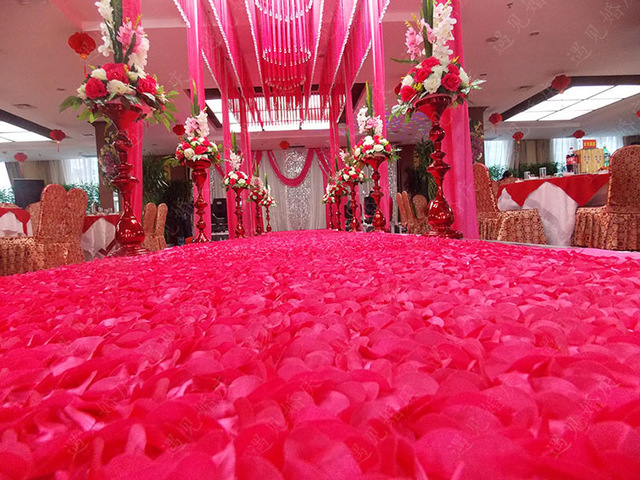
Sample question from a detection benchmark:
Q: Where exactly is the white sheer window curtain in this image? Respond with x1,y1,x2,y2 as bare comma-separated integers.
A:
61,157,99,184
0,163,11,191
551,136,623,165
484,140,513,169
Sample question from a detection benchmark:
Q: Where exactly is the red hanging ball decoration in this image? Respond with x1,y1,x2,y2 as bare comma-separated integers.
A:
279,140,290,150
636,110,640,118
49,129,66,142
551,75,571,93
68,32,96,60
173,124,186,136
573,129,586,139
14,152,27,163
488,113,502,126
512,131,524,143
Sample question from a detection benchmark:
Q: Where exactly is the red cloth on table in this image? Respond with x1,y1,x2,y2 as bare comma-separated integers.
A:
498,173,610,207
0,207,30,234
82,214,120,232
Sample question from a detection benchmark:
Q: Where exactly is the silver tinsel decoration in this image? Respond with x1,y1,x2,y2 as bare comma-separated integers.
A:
284,150,310,231
388,160,398,226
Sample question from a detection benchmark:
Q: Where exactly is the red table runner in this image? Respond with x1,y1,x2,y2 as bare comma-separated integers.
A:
82,213,120,232
0,207,30,234
498,173,610,207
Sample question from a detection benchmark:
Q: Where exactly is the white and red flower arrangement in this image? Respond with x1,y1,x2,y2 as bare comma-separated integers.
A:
223,152,250,191
353,85,397,163
61,0,177,127
175,107,221,166
248,176,268,203
338,164,366,185
391,0,483,120
260,190,277,209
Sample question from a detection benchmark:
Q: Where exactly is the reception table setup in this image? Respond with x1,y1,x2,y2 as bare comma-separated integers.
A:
498,174,611,246
0,205,32,237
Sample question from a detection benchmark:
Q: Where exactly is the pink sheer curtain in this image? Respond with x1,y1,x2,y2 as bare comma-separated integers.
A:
441,0,478,238
264,150,315,187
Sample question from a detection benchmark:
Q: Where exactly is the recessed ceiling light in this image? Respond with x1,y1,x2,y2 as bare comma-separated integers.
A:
12,103,36,110
529,31,540,36
485,36,500,44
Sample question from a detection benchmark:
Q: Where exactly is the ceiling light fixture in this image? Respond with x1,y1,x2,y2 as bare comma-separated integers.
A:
502,76,640,123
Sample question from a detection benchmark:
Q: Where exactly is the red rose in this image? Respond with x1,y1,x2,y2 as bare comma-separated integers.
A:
394,82,402,95
137,76,157,95
202,138,211,146
85,77,107,99
194,145,208,155
421,57,440,69
176,149,184,160
400,85,417,102
182,142,190,150
102,63,129,83
448,64,460,75
442,73,462,92
413,68,429,83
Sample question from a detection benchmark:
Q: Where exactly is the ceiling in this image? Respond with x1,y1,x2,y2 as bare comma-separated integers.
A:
1,0,639,163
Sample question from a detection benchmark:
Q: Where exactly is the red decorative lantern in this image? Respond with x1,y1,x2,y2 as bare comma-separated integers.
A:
512,131,524,144
488,113,502,127
551,75,571,93
636,110,640,118
68,32,96,60
172,124,185,136
279,140,290,150
573,129,586,139
14,152,27,163
50,129,66,142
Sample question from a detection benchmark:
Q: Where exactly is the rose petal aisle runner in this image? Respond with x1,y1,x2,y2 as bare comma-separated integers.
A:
1,231,640,479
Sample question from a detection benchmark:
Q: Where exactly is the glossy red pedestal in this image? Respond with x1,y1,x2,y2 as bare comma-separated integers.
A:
363,154,387,232
99,103,148,256
414,94,463,239
327,202,335,229
265,207,272,233
255,204,263,236
349,184,360,232
186,158,212,243
335,196,342,231
232,189,245,238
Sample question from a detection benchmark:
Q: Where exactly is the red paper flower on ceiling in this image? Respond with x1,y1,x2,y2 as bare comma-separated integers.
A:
172,124,185,136
573,129,586,139
512,131,524,143
279,140,290,150
551,75,571,93
488,113,502,127
49,130,66,142
14,152,27,163
68,32,96,60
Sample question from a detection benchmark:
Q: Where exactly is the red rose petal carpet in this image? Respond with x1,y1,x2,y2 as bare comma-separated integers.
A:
1,231,640,479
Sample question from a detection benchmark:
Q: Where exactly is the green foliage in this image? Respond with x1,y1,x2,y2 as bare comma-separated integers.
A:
62,183,100,212
163,179,193,243
0,188,15,203
487,165,507,181
142,154,170,206
405,138,437,201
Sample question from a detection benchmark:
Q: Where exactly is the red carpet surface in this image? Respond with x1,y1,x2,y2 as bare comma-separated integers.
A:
1,231,640,479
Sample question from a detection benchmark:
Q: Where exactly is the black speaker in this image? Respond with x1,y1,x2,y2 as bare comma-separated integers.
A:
13,179,45,208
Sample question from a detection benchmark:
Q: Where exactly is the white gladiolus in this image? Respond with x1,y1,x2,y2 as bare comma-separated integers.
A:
401,75,414,87
459,69,470,87
424,74,441,94
106,80,135,95
355,148,362,157
91,68,107,81
373,144,384,153
183,148,195,159
95,0,113,23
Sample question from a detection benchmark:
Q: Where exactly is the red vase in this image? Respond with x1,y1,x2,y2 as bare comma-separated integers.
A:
327,202,334,229
363,153,387,232
265,206,272,232
413,94,463,239
232,188,245,238
255,202,263,236
185,158,212,243
349,183,361,232
98,103,148,256
335,195,342,231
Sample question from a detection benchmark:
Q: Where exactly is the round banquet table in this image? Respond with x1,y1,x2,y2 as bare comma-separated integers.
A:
0,206,32,237
81,214,120,260
497,173,610,246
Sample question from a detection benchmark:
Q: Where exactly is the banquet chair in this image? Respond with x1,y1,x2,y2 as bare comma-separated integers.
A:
473,163,546,244
399,192,429,235
141,203,157,250
413,195,429,221
0,184,88,275
495,176,517,198
26,202,41,236
396,193,409,232
141,203,168,252
573,145,640,250
153,203,168,251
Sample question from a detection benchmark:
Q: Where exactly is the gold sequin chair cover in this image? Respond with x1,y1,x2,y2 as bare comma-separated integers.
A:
0,185,88,275
573,145,640,250
473,163,547,244
153,203,168,251
140,203,157,251
399,192,429,235
396,193,408,232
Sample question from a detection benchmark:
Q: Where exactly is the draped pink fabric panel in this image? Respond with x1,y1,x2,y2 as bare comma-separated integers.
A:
441,0,479,239
265,150,316,187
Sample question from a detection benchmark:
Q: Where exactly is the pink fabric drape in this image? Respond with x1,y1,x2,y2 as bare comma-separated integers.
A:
264,150,315,187
441,0,478,239
185,0,212,239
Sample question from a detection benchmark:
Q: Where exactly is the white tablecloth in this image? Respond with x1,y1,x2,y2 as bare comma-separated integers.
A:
498,182,608,246
81,217,117,260
0,212,32,237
